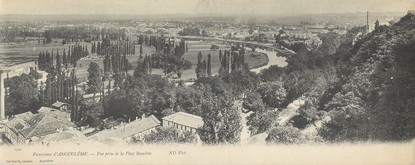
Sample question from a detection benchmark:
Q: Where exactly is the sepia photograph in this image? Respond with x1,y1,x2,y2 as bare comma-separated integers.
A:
0,0,414,164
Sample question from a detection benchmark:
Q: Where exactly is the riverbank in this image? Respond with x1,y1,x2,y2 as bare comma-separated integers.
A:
250,48,287,73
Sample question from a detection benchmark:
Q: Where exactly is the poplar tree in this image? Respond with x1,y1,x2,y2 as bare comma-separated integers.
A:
63,49,67,66
56,49,61,72
87,62,102,97
195,51,203,78
202,60,207,77
140,44,143,59
207,53,212,76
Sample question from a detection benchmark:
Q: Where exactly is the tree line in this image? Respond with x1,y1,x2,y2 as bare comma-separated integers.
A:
93,37,135,56
43,26,128,43
136,34,191,77
37,44,89,70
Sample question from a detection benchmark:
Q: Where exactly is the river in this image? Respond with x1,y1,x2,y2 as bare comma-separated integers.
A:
249,48,287,73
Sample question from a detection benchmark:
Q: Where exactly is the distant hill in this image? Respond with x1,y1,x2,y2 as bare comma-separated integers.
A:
0,12,406,27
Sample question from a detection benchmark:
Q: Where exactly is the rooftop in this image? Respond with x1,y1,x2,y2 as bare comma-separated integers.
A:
13,111,33,121
162,112,204,129
41,130,87,144
52,101,68,108
37,107,57,114
5,107,74,139
90,115,161,140
5,118,30,131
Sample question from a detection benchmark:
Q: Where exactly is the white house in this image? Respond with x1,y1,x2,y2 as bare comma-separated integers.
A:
162,112,204,134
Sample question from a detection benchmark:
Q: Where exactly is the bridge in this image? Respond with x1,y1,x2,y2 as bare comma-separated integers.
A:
175,35,295,54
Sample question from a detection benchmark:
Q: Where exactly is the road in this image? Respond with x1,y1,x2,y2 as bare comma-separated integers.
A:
177,35,276,50
176,35,296,54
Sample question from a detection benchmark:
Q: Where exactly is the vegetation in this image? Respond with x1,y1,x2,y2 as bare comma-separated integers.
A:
142,127,197,144
266,127,303,144
178,27,202,36
5,70,40,115
37,44,89,70
86,62,102,95
272,13,415,142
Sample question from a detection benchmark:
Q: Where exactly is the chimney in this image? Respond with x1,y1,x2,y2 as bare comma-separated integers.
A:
0,70,9,120
367,11,370,33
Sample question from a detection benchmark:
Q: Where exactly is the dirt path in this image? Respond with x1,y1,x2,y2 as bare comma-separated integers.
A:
239,48,288,144
239,99,304,144
277,99,304,126
240,110,252,144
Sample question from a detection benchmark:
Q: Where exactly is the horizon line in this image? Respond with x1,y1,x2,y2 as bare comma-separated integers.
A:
0,11,407,17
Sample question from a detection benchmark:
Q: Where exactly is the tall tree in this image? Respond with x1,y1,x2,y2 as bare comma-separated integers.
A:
5,73,40,115
56,49,61,72
195,51,203,78
86,62,102,97
207,53,212,76
62,49,67,68
202,60,207,77
198,94,242,144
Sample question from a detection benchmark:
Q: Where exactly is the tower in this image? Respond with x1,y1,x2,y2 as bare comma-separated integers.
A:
0,70,10,120
367,11,370,33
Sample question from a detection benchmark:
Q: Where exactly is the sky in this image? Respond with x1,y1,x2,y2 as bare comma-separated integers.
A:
0,0,413,15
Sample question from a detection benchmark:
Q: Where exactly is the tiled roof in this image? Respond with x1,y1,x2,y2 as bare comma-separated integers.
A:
26,113,46,126
19,127,35,137
162,112,204,129
40,110,73,125
13,111,34,121
22,120,73,138
5,118,30,131
90,115,160,140
38,107,56,114
17,107,74,139
41,130,87,144
52,101,68,108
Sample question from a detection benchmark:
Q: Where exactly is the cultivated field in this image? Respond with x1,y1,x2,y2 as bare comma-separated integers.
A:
0,39,93,68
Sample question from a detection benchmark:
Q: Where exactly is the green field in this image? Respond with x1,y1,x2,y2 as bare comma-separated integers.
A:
0,39,155,83
0,39,93,67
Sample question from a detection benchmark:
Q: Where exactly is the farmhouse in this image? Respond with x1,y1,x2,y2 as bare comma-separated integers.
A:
162,112,204,134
